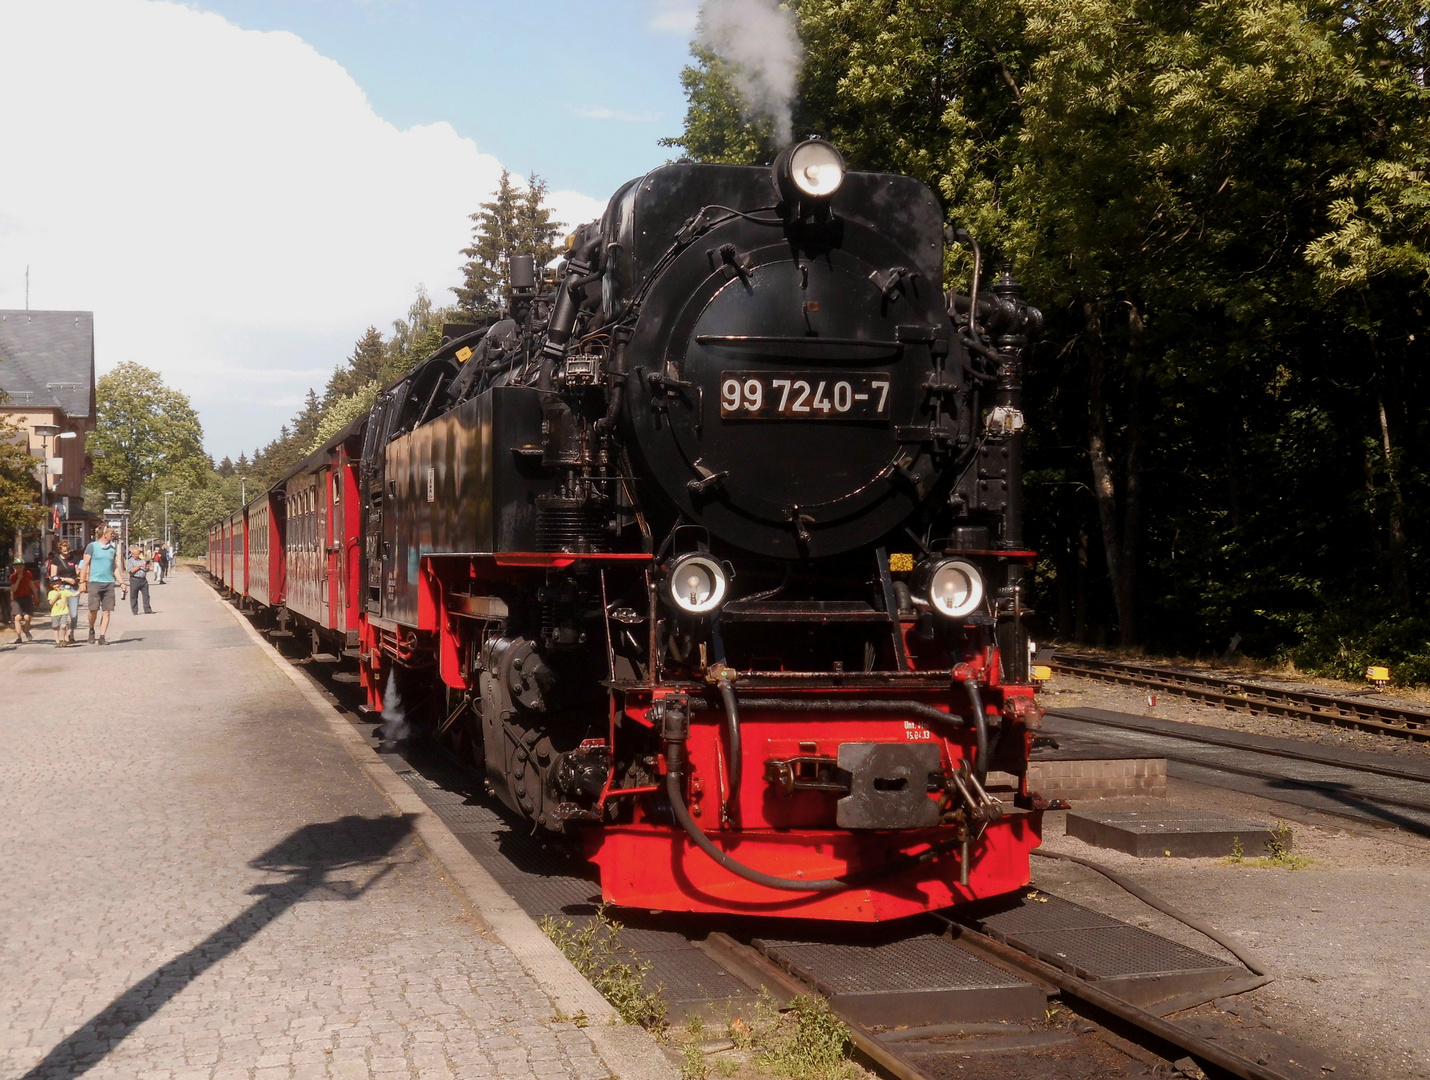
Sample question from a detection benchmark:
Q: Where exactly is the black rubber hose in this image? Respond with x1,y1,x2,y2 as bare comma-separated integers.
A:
957,677,990,786
592,338,628,436
664,767,959,892
717,678,742,800
1032,849,1269,975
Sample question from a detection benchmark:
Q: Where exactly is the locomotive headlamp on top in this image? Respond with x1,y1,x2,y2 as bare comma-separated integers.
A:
911,557,985,619
663,553,729,616
773,138,846,206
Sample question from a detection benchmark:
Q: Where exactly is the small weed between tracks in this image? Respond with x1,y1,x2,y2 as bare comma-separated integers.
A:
725,990,854,1080
681,1038,709,1080
541,905,668,1029
543,912,854,1079
1224,821,1317,870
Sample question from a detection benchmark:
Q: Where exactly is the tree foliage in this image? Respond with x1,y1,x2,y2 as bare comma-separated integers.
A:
0,417,43,546
92,362,209,521
453,169,563,317
669,0,1430,678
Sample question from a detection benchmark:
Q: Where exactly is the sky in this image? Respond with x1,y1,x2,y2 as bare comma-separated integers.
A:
0,0,701,460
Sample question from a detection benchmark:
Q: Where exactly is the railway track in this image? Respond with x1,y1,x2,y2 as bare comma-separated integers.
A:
704,925,1292,1080
1051,653,1430,742
1045,707,1430,839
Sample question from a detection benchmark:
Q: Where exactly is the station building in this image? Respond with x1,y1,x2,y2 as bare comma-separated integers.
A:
0,310,98,559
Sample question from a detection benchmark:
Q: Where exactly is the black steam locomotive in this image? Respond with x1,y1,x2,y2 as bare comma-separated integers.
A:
224,139,1047,921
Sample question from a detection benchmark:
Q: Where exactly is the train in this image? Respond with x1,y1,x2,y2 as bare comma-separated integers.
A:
209,138,1050,922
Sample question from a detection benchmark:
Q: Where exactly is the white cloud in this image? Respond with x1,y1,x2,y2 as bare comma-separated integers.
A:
568,105,663,123
0,0,605,457
548,190,608,233
648,0,699,33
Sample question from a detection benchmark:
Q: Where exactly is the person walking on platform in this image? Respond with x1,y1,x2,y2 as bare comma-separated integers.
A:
161,543,172,582
9,558,35,644
45,540,80,643
127,545,153,615
152,545,166,584
80,526,120,645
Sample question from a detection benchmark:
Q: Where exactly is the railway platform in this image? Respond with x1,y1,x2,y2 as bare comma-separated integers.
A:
0,567,668,1080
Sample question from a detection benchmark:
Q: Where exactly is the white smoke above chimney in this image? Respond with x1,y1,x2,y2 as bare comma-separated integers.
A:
696,0,803,145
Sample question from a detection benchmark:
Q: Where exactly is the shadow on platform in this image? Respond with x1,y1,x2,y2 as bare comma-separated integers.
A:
21,813,415,1080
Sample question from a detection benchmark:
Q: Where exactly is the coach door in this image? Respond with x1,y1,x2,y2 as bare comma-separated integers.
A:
327,466,342,628
317,467,330,626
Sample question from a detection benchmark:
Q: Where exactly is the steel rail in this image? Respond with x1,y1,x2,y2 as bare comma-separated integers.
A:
698,933,935,1080
1049,708,1430,786
709,920,1297,1080
1051,654,1430,742
930,917,1298,1080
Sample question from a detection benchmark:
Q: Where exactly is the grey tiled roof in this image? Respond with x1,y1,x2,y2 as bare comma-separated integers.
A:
0,310,95,420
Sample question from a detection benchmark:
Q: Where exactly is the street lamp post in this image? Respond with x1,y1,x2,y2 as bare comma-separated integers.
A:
54,431,76,543
30,424,59,554
164,491,175,547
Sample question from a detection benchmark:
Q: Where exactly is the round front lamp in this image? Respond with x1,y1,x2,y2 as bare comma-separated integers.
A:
663,553,728,616
773,138,846,205
917,558,984,619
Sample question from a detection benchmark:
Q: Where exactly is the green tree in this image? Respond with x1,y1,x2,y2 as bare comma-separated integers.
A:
326,326,387,402
0,418,42,552
306,381,380,455
92,362,208,519
660,46,775,164
453,170,562,317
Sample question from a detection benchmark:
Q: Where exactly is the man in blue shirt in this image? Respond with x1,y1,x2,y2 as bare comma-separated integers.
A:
80,526,120,645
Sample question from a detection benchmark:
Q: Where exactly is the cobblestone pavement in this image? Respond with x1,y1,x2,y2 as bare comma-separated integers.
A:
0,569,610,1080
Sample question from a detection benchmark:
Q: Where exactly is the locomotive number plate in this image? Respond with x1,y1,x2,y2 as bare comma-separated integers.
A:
719,371,892,420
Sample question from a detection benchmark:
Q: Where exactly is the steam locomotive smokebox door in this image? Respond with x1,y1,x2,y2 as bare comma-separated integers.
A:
836,743,942,829
613,163,953,558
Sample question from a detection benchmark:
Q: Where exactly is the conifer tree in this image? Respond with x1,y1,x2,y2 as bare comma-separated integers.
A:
327,326,387,402
292,389,323,446
453,171,563,317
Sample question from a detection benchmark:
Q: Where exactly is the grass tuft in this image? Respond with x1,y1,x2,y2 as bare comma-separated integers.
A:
1222,820,1317,870
540,905,668,1029
680,1039,708,1080
751,992,854,1080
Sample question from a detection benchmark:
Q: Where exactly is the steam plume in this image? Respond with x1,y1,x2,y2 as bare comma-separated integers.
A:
697,0,802,145
379,670,409,744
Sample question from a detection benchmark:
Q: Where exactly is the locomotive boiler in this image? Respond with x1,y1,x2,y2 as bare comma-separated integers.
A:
221,138,1048,922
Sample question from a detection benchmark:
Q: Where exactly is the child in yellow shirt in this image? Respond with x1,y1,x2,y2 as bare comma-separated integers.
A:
48,583,77,647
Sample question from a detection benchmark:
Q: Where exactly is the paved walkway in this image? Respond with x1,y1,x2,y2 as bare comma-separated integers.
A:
0,567,609,1080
